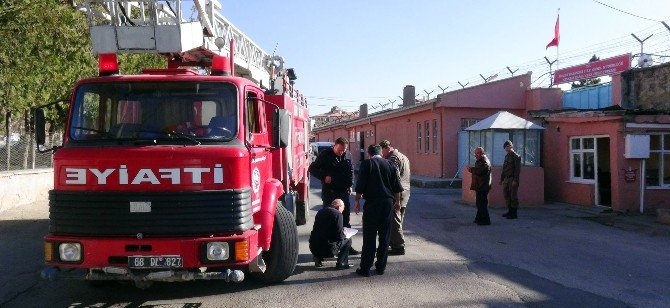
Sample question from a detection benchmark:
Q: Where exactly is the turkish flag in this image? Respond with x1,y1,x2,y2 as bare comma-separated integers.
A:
546,15,559,49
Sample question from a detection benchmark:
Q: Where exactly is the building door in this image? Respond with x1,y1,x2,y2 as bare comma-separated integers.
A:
596,137,611,206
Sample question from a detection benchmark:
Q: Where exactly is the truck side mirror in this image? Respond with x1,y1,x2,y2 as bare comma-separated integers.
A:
273,109,290,148
35,108,46,147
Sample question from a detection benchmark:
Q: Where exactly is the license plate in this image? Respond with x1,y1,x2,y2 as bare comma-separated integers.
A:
128,256,182,269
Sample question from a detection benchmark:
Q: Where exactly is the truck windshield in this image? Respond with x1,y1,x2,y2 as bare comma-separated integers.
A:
69,82,237,143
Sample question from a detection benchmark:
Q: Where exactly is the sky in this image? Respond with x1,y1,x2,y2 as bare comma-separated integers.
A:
220,0,670,116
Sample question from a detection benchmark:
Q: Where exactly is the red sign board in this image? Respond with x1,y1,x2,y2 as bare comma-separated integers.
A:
554,54,631,84
623,168,637,183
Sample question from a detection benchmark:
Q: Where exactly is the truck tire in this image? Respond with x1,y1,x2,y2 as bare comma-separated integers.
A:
251,203,298,284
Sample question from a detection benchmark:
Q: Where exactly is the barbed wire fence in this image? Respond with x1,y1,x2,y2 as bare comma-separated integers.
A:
0,113,62,172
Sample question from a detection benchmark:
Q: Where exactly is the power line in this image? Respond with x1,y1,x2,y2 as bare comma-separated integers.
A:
591,0,660,22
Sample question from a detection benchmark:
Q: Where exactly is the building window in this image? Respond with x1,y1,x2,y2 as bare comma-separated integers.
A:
425,120,430,153
646,133,670,187
461,118,480,130
433,119,438,153
570,137,596,182
417,122,421,153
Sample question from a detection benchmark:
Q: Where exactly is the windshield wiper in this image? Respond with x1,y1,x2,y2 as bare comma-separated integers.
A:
167,131,201,145
132,129,201,145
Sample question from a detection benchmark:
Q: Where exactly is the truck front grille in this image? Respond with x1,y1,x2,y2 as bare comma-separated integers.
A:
49,189,253,236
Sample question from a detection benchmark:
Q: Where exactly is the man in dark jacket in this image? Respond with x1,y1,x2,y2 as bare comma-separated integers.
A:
500,140,521,219
309,137,359,255
309,199,352,269
353,145,403,277
468,147,492,225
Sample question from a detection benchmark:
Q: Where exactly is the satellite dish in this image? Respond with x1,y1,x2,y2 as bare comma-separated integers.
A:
638,54,653,68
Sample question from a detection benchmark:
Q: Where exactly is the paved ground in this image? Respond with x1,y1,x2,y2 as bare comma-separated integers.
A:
1,181,669,307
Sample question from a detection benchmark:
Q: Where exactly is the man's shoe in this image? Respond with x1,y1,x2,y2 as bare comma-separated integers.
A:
506,208,518,219
349,247,360,255
355,268,371,277
314,257,324,268
375,268,385,275
335,263,352,270
388,248,405,256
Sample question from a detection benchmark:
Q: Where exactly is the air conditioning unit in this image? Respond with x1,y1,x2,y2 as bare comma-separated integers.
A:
624,134,650,158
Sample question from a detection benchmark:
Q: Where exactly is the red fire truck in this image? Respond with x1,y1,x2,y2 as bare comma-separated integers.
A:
35,0,310,288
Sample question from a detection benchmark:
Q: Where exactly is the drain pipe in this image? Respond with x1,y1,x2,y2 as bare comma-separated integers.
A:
640,159,645,213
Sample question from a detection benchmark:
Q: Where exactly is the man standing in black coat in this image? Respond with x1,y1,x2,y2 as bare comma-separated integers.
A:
309,137,359,255
309,199,352,269
353,145,403,277
468,147,492,225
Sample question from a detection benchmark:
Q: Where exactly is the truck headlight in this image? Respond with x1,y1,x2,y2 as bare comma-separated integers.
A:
206,242,229,261
58,243,82,262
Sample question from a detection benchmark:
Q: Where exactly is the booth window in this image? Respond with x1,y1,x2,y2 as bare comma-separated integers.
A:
646,133,670,188
570,137,596,182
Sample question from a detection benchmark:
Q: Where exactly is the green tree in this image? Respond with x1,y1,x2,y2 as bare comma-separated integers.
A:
0,0,166,169
571,55,602,89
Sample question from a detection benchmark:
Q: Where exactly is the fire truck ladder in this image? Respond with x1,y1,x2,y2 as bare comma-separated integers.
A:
75,0,287,88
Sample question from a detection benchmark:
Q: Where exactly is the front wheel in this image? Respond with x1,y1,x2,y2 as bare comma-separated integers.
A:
250,203,298,283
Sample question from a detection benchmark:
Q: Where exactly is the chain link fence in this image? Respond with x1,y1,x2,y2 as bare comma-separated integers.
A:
0,128,62,172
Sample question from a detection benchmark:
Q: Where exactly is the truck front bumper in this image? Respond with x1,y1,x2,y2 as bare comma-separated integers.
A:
41,266,245,283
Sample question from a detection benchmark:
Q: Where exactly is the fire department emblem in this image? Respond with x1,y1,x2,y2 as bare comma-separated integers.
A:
252,167,261,194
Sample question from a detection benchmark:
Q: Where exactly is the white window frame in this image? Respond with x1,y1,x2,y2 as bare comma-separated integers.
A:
569,135,610,206
417,122,421,153
647,133,670,189
569,136,598,183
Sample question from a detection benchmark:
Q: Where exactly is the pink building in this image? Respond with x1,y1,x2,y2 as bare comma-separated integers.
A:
312,73,562,207
313,62,670,213
530,62,670,212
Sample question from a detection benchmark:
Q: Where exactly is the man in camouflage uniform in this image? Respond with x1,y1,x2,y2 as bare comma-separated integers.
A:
500,140,521,219
380,140,411,255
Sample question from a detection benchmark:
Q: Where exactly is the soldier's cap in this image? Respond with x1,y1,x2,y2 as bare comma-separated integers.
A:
503,140,513,148
379,139,391,148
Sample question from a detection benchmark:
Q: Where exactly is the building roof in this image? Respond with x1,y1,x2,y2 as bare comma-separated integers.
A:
466,111,544,131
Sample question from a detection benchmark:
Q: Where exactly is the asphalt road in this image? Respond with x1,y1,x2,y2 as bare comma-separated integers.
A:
1,179,669,307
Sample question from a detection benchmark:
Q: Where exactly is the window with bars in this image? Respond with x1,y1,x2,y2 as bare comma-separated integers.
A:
417,122,421,153
433,119,438,153
425,120,430,153
461,118,480,130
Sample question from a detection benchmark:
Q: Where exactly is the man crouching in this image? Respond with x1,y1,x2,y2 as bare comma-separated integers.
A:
309,199,352,269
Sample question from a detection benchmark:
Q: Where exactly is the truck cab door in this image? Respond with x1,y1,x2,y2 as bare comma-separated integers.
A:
245,88,271,211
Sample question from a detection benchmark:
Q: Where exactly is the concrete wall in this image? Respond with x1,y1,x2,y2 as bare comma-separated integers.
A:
0,169,53,213
622,62,670,111
375,109,443,177
525,88,563,111
462,166,545,208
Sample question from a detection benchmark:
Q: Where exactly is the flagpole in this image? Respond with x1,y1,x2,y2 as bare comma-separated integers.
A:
556,8,560,88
